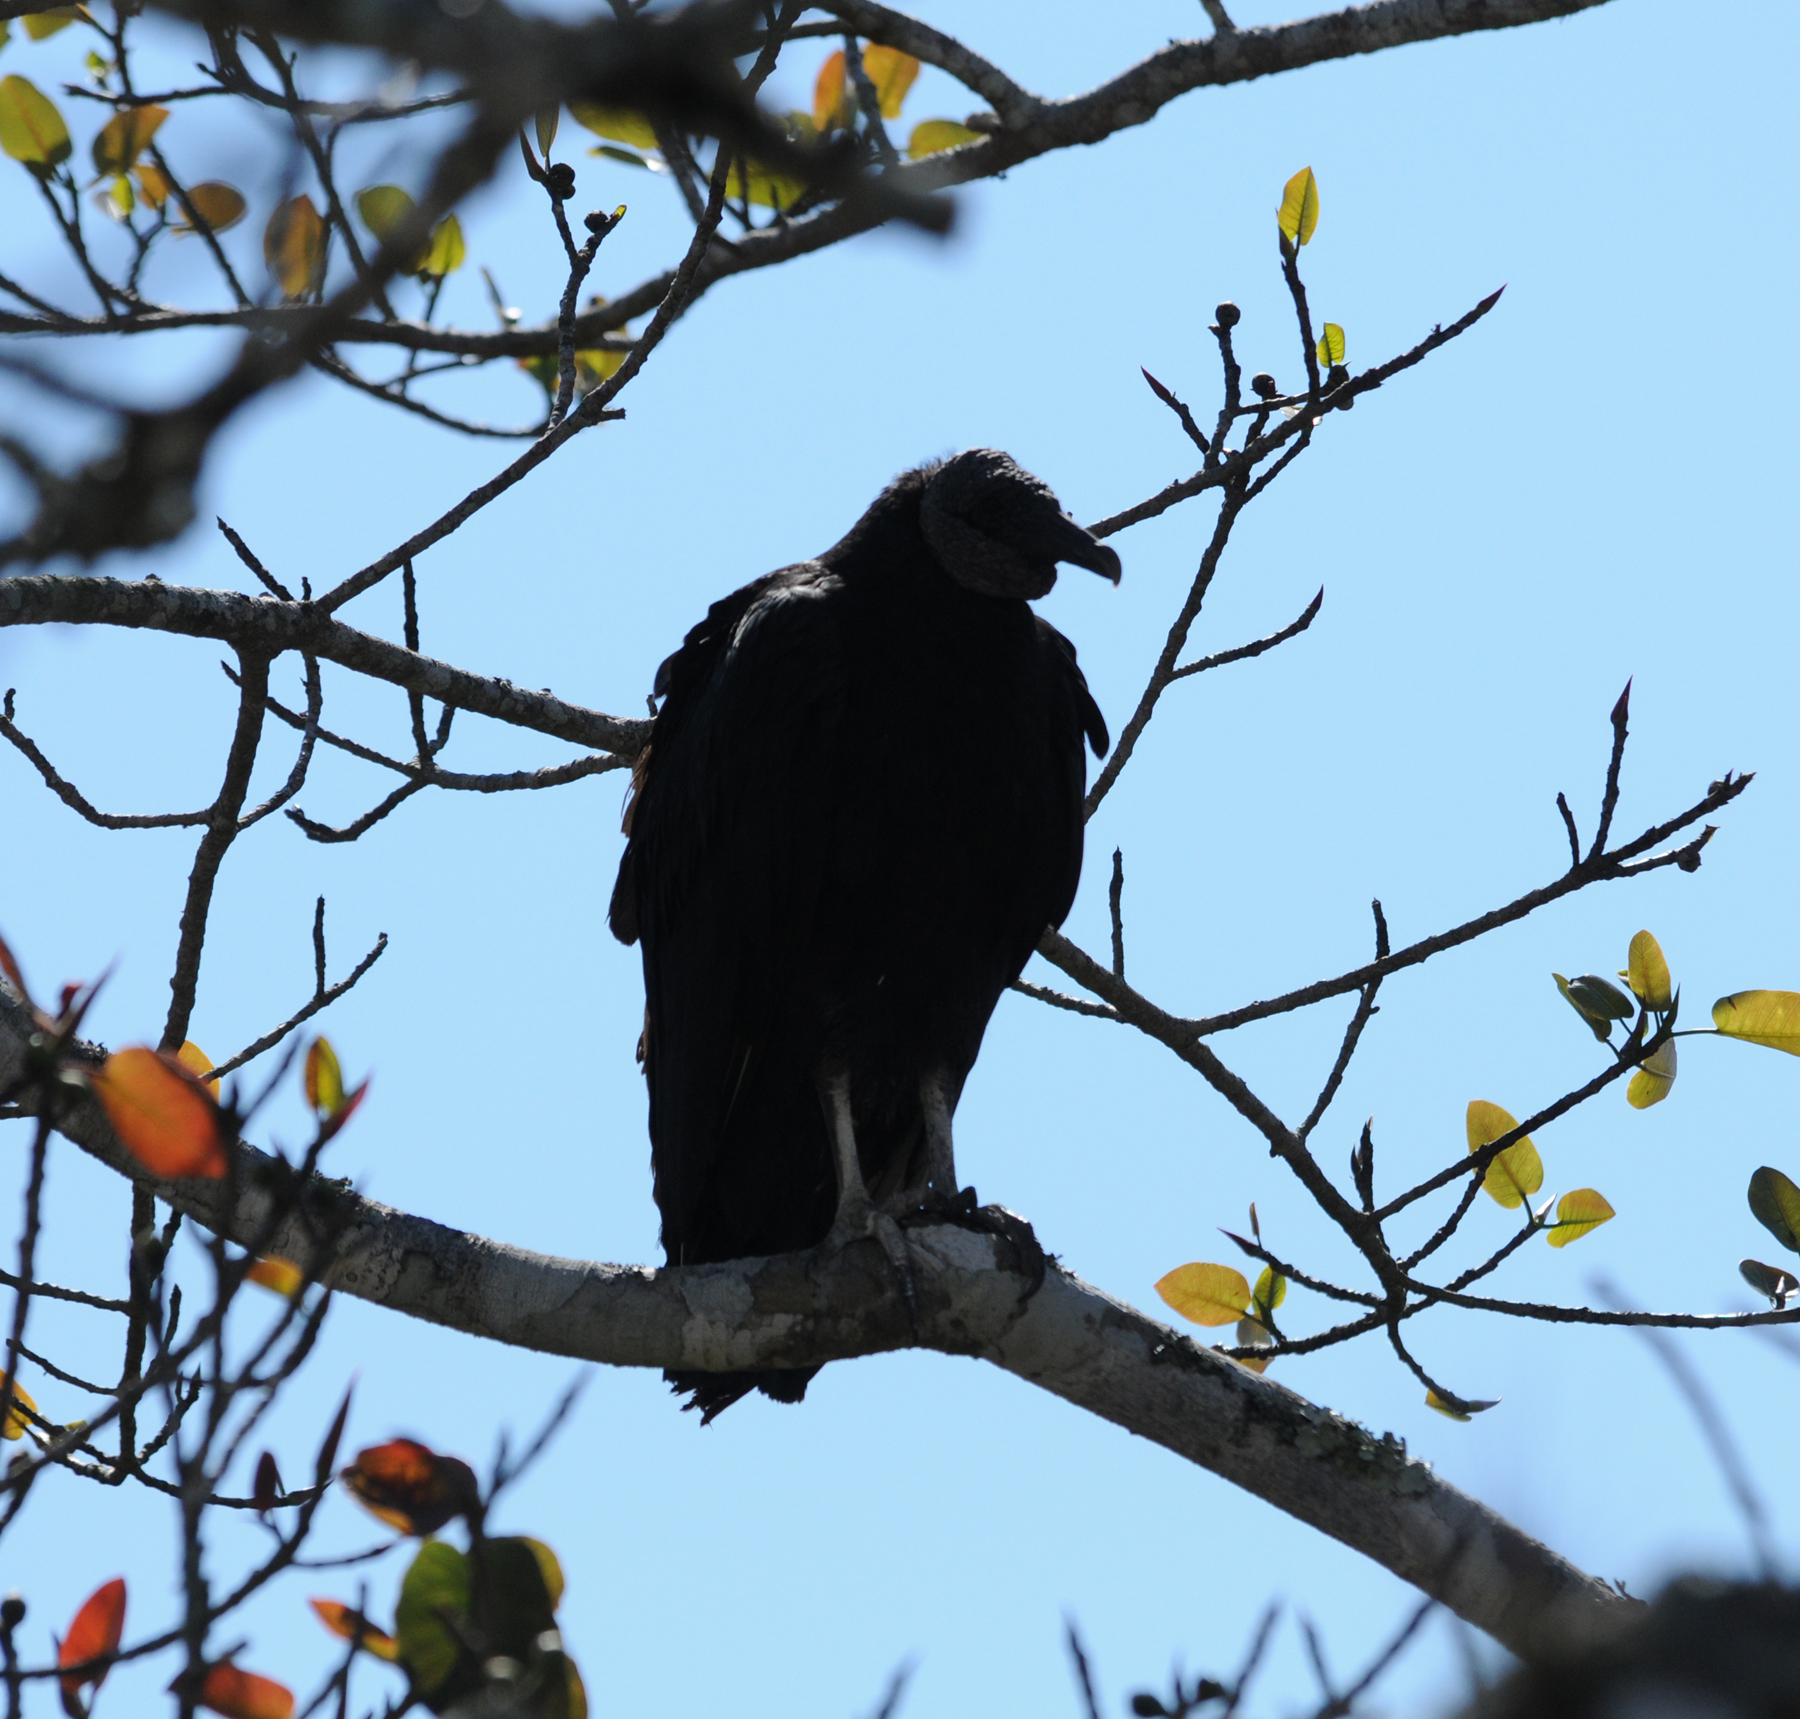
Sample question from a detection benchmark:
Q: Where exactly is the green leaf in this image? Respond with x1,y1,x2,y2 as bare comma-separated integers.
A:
535,105,559,156
1251,1264,1286,1320
1315,322,1344,367
0,74,70,171
587,144,651,169
22,9,80,42
483,1536,561,1661
723,157,806,211
1627,929,1673,1011
906,119,982,159
90,103,165,177
1712,990,1800,1055
1748,1166,1800,1255
1545,1188,1614,1248
1277,165,1319,245
1153,1262,1250,1328
1465,1100,1543,1209
419,212,464,278
394,1539,470,1699
1740,1258,1799,1306
355,182,416,244
1625,1038,1676,1109
568,103,659,151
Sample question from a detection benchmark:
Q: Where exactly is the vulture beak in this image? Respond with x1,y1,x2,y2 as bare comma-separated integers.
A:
1042,512,1122,585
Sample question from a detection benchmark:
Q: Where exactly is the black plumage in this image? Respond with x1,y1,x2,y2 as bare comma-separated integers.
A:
609,450,1118,1418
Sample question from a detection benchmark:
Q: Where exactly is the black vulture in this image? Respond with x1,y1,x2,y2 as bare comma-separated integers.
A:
609,449,1118,1418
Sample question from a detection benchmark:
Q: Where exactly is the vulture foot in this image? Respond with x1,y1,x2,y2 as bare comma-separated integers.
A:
819,1196,920,1337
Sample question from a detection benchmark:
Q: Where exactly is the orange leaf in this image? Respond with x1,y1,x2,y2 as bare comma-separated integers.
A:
59,1578,126,1705
309,1599,400,1662
194,1665,294,1719
0,1369,37,1439
811,50,847,132
341,1439,477,1537
245,1257,303,1298
91,1047,227,1178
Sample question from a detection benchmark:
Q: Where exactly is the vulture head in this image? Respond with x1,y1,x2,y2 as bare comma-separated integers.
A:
919,449,1123,600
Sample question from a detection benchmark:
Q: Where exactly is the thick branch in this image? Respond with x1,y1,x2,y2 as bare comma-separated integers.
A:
0,989,1626,1659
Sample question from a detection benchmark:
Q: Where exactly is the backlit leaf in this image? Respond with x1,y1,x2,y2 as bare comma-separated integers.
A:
1627,929,1673,1011
1315,322,1345,367
419,212,464,278
90,103,165,176
91,1046,228,1179
862,43,920,118
1251,1265,1286,1317
96,171,131,218
1712,990,1800,1056
264,193,326,298
522,1536,565,1610
0,75,71,170
1277,165,1319,245
906,118,981,159
1465,1100,1543,1209
172,181,245,234
535,105,559,156
59,1577,125,1706
577,347,624,384
303,1037,344,1118
176,1040,221,1094
1740,1258,1799,1306
587,143,650,169
568,104,659,151
355,182,414,240
394,1539,470,1696
133,160,170,208
1425,1389,1498,1422
309,1599,400,1662
246,1256,303,1298
1626,1038,1676,1109
0,1370,36,1439
193,1664,293,1719
22,10,81,42
812,50,848,131
341,1438,477,1537
723,156,805,211
1748,1166,1800,1254
1545,1188,1614,1248
1154,1262,1250,1328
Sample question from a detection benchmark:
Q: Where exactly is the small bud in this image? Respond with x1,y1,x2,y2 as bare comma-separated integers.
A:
1130,1696,1168,1718
1250,372,1278,399
583,208,610,234
1213,301,1240,329
0,1592,23,1629
545,162,576,200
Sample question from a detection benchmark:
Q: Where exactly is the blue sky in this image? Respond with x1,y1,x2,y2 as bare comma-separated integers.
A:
2,1,1799,1714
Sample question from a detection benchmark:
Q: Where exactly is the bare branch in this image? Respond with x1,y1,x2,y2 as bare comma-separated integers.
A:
1170,587,1322,682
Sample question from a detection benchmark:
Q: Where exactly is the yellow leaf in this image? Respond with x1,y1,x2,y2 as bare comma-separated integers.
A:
22,9,81,42
0,1370,37,1439
1277,165,1319,245
172,181,245,235
309,1599,399,1662
246,1256,304,1298
90,103,166,177
355,182,415,240
1626,1038,1676,1108
576,347,624,384
96,172,131,219
567,104,659,152
906,118,982,160
534,105,559,157
418,212,464,278
264,193,326,298
1425,1389,1498,1421
1316,322,1345,367
176,1040,221,1095
1154,1262,1250,1328
0,74,71,170
1546,1188,1614,1248
862,43,920,118
1626,929,1672,1011
303,1037,344,1118
1713,990,1800,1055
1465,1100,1543,1209
811,50,847,132
1251,1265,1286,1316
723,157,805,211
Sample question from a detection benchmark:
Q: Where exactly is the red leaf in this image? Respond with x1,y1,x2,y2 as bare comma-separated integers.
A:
91,1047,228,1178
58,1578,125,1709
308,1599,399,1661
193,1664,294,1719
340,1438,477,1537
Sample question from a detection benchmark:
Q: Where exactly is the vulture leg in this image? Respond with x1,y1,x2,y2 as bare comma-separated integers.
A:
820,1069,918,1328
918,1070,960,1206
